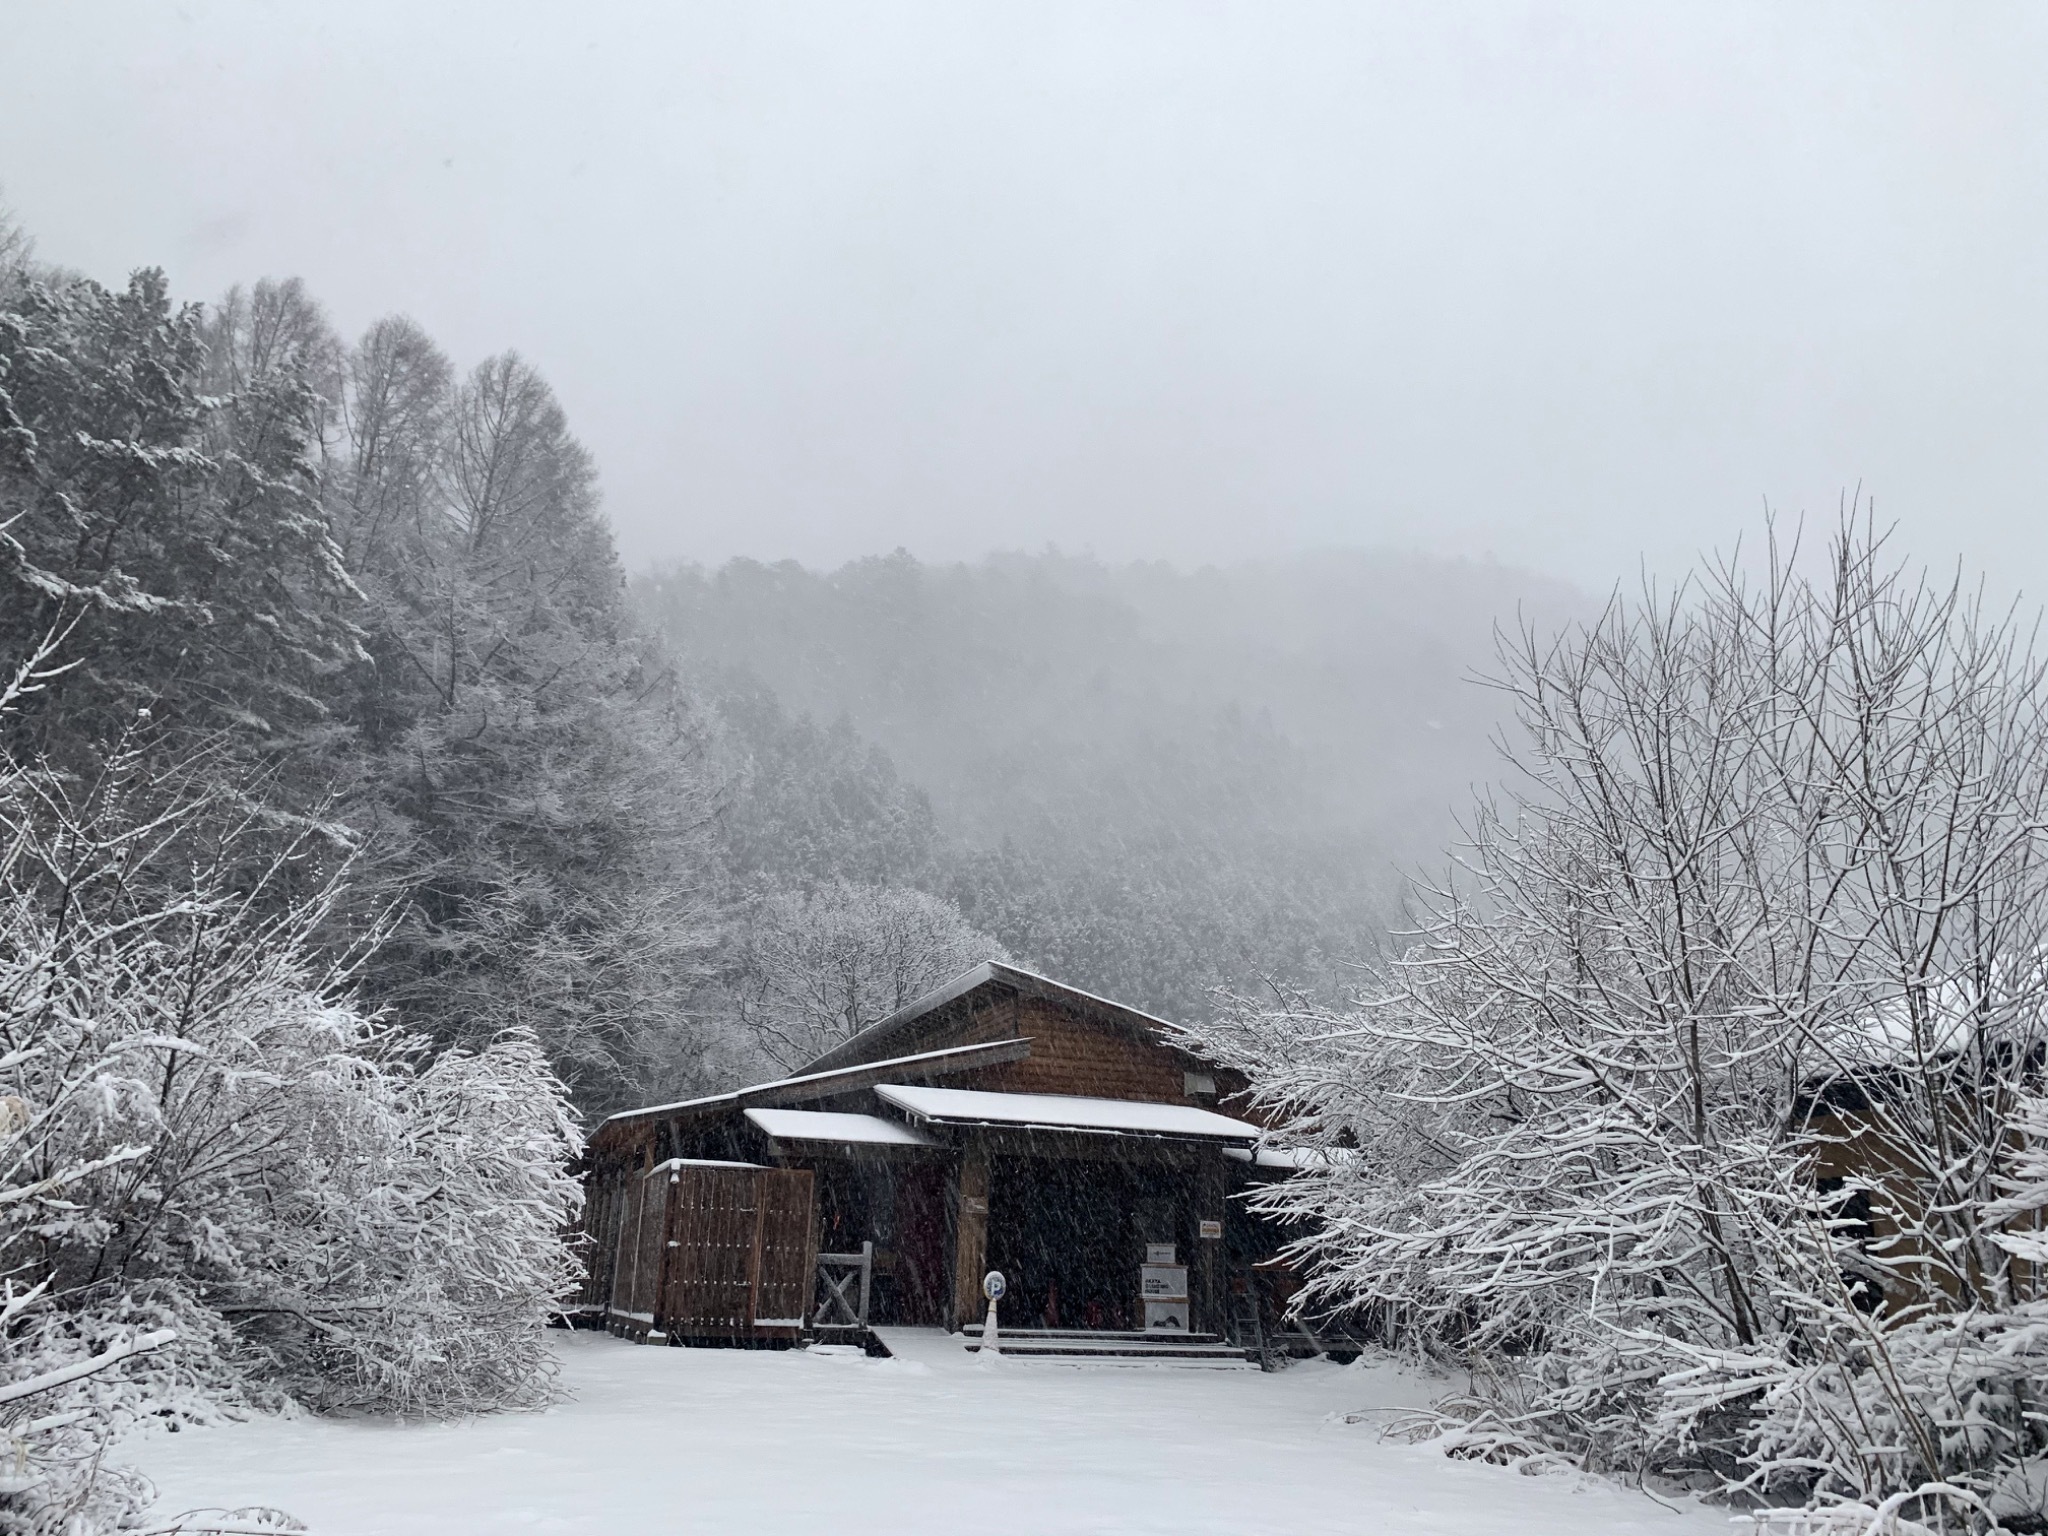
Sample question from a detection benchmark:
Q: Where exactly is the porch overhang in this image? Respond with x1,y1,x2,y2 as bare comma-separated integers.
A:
873,1084,1261,1144
595,1036,1033,1140
744,1108,940,1149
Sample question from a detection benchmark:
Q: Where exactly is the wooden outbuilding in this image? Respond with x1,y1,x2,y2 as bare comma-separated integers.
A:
578,962,1293,1358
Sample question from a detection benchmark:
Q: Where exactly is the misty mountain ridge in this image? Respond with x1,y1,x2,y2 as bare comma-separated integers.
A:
637,547,1588,1020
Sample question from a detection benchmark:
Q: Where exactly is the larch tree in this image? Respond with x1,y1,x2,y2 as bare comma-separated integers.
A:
322,333,722,1113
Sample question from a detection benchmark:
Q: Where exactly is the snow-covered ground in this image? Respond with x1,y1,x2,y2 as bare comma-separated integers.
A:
124,1330,1727,1536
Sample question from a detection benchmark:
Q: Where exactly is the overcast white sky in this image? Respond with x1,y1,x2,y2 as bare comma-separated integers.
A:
3,2,2044,591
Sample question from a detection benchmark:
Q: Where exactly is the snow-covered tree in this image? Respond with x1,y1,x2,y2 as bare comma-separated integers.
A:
725,880,1006,1071
0,218,727,1527
0,204,32,301
0,266,362,776
2,255,726,1115
1183,520,2048,1525
317,328,723,1112
0,682,582,1533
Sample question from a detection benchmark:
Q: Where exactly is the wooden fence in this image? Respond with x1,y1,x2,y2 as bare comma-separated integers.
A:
603,1160,818,1343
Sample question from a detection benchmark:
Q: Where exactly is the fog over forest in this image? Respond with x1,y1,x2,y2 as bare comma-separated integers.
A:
0,213,1592,1124
640,549,1587,1020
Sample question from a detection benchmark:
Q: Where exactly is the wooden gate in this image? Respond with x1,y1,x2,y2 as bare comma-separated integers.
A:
572,1166,629,1318
750,1168,816,1330
608,1160,817,1342
610,1163,668,1329
660,1164,760,1337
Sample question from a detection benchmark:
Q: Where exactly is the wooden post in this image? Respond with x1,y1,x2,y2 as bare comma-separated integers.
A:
951,1137,989,1331
1194,1150,1226,1336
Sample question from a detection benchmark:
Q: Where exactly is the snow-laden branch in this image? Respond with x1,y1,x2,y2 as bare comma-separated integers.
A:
0,1328,176,1407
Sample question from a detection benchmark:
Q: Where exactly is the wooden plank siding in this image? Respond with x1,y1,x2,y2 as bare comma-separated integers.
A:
785,964,1256,1110
875,990,1255,1111
574,1163,628,1315
650,1165,820,1340
811,987,1212,1105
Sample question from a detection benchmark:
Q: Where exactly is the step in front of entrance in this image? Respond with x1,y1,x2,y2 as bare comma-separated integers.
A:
961,1329,1254,1363
974,1328,1223,1344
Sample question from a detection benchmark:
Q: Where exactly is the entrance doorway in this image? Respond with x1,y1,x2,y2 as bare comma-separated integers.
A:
986,1155,1188,1331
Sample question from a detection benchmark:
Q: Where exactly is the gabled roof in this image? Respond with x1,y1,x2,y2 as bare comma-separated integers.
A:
797,960,1187,1077
597,1037,1030,1132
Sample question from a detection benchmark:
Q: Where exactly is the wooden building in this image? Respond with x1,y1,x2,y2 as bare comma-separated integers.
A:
579,962,1290,1357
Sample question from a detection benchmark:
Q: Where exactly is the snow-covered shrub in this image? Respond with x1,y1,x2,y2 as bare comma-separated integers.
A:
1696,1297,2048,1522
1182,522,2048,1524
0,694,582,1531
232,1027,585,1414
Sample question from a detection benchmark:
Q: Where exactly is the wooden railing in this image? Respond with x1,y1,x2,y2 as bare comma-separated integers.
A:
814,1242,874,1330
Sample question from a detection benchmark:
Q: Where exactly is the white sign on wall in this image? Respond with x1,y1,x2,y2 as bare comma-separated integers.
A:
1145,1243,1176,1265
1140,1265,1188,1300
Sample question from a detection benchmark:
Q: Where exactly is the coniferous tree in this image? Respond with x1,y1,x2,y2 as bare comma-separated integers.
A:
0,269,362,778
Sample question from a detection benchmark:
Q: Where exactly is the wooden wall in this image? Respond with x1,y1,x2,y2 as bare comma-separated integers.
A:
973,997,1194,1100
611,1170,666,1325
886,989,1252,1110
589,975,1260,1166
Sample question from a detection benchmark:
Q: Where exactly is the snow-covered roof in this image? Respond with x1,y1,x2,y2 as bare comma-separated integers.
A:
798,960,1189,1077
1222,1145,1349,1171
873,1084,1260,1142
744,1109,937,1147
644,1157,764,1177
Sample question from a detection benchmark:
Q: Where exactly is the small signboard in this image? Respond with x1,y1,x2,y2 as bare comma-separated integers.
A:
1145,1243,1176,1265
1140,1265,1188,1300
1199,1219,1223,1240
1143,1300,1189,1333
983,1270,1007,1301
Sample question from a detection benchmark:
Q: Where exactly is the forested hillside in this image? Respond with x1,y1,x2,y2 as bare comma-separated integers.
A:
638,551,1585,1020
0,202,1591,1123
